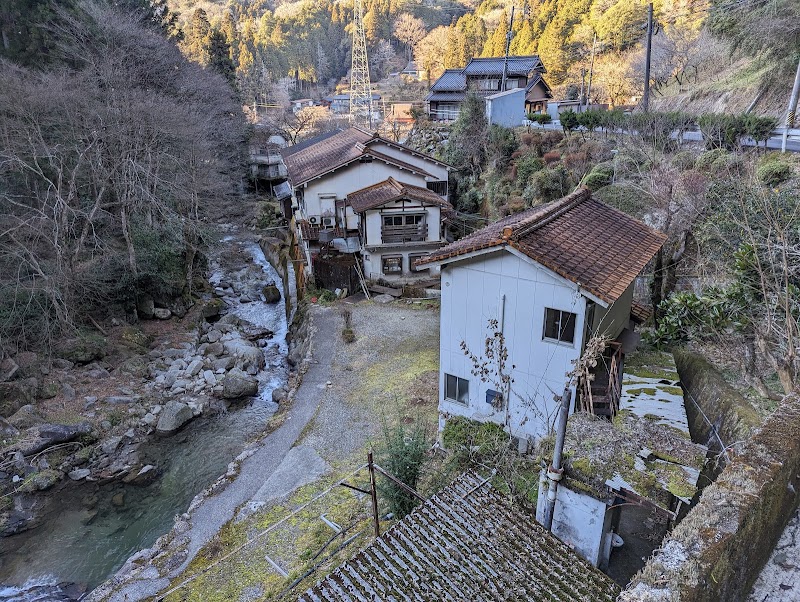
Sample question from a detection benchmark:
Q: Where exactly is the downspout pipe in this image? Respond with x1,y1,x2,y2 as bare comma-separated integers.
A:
541,386,571,531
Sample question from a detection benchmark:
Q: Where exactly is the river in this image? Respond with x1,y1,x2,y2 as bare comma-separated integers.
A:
0,235,291,601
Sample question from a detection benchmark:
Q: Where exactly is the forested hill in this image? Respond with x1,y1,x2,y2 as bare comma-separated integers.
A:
0,1,245,351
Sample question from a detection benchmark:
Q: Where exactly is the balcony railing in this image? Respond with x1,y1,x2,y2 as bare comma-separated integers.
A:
381,223,427,244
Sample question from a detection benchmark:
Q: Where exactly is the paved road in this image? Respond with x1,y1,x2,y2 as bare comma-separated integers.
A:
526,121,800,152
97,306,340,602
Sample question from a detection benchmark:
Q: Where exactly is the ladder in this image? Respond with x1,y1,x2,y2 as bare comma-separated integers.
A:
353,256,371,300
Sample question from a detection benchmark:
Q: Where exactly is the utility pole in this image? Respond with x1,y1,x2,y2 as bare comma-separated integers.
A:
782,57,800,153
350,0,373,129
585,33,596,111
541,387,571,531
642,2,654,112
500,6,515,92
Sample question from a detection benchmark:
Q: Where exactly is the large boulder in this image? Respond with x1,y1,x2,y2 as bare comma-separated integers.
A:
55,336,106,365
223,339,266,375
20,422,92,455
120,326,152,349
156,401,194,434
0,417,19,438
201,298,224,320
14,351,40,378
8,404,42,429
222,368,258,399
262,285,282,304
152,307,172,320
0,380,36,417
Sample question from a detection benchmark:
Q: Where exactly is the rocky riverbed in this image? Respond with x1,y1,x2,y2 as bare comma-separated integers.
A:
0,229,298,598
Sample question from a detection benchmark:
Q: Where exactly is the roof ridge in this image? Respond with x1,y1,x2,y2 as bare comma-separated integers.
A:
512,187,591,241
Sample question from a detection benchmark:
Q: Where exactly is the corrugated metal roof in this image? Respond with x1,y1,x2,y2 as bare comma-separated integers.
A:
299,472,619,602
462,55,544,76
430,69,467,92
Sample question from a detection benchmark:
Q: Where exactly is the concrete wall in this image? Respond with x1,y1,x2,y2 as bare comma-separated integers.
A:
438,249,586,441
619,393,800,602
673,349,761,452
537,481,613,569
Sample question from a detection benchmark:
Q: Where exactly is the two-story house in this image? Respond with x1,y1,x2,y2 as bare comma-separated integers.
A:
417,187,666,444
425,55,553,121
281,127,451,280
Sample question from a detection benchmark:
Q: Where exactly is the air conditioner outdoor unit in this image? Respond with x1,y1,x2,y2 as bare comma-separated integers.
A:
322,217,335,227
308,217,318,224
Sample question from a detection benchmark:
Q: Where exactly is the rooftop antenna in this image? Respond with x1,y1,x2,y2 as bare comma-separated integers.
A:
350,0,373,129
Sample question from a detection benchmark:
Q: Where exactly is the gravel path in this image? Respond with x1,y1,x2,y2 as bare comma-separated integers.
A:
99,305,342,602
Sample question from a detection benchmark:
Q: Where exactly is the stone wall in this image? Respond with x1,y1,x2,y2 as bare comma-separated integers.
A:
619,393,800,602
674,348,761,452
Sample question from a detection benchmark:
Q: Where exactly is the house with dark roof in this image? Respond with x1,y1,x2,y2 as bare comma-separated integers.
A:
299,471,620,602
281,127,452,280
425,55,552,121
417,187,666,442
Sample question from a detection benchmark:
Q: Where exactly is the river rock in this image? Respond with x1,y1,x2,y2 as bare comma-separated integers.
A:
0,417,18,438
221,368,258,399
117,356,149,378
8,404,41,429
25,469,61,491
205,329,222,343
1,357,19,381
61,383,75,401
153,307,172,320
137,295,155,319
156,401,194,434
52,358,74,370
111,492,125,507
123,464,158,485
201,298,224,320
202,370,217,386
55,336,106,365
272,386,288,404
37,379,60,400
69,468,91,481
186,358,203,377
38,422,92,445
203,342,224,357
223,339,266,375
14,351,40,378
101,435,123,455
105,395,135,405
263,285,281,304
0,380,36,417
212,356,235,372
142,412,157,427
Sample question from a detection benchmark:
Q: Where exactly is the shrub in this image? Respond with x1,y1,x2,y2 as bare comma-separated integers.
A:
671,150,697,171
514,154,545,188
695,148,730,170
377,421,429,518
528,166,571,203
576,109,602,134
744,114,778,148
756,153,793,186
542,150,560,164
595,183,651,217
698,113,748,150
583,162,615,191
560,109,579,133
527,112,552,125
341,328,355,343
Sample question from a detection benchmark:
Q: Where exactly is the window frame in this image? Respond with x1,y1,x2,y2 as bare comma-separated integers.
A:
381,254,403,275
444,373,470,405
542,307,577,345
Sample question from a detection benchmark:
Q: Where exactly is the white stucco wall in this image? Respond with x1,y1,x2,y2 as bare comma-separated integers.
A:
362,201,442,247
301,162,430,220
536,482,613,568
367,141,449,186
438,249,587,441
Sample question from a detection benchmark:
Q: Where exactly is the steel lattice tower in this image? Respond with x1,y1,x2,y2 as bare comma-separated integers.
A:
349,0,373,128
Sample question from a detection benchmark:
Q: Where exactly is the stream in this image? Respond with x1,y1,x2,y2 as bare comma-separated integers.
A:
0,234,292,601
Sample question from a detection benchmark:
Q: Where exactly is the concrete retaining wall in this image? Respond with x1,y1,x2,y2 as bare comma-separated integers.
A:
619,393,800,602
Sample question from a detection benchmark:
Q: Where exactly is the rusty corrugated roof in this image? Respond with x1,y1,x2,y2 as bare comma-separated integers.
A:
299,471,619,602
418,188,666,305
347,177,453,213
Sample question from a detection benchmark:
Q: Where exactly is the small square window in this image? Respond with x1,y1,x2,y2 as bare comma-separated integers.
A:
382,255,402,274
444,373,469,404
409,253,428,272
543,308,577,344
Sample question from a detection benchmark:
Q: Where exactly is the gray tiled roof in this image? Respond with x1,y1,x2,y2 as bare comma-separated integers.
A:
429,69,467,92
424,91,467,102
463,55,544,76
298,471,620,602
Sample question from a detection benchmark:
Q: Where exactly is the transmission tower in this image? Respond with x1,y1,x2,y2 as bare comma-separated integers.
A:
350,0,373,129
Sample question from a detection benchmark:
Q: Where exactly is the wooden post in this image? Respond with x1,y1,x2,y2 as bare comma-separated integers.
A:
368,451,380,538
